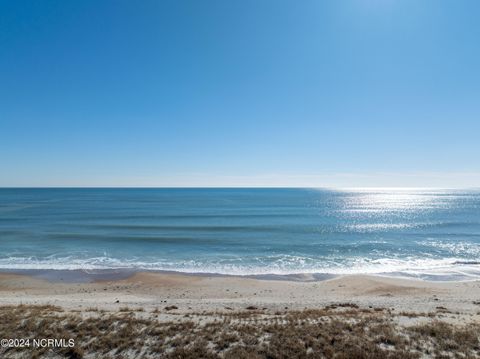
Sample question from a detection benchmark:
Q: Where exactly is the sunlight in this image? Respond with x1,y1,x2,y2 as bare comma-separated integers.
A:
344,188,442,212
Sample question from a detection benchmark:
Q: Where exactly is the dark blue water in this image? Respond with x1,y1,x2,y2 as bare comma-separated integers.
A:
1,188,479,280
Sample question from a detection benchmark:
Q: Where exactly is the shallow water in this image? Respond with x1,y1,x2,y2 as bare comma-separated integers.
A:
0,188,479,280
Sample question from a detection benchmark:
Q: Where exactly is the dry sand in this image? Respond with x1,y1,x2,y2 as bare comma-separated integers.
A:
1,271,480,320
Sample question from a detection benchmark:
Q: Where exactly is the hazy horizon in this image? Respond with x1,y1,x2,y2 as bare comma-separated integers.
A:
1,172,480,189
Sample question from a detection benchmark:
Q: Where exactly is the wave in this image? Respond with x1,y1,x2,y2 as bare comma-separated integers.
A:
346,221,480,232
453,260,480,265
1,255,480,281
418,240,480,256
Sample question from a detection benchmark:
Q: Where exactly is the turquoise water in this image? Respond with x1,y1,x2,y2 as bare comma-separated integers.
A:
0,188,479,280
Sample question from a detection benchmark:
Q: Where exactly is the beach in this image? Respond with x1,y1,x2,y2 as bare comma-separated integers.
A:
1,271,480,358
1,271,480,315
3,0,480,355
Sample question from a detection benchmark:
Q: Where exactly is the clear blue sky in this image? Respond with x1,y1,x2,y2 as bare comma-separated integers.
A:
1,0,479,187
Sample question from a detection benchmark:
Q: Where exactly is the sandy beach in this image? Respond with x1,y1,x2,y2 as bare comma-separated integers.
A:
1,271,480,358
0,271,479,316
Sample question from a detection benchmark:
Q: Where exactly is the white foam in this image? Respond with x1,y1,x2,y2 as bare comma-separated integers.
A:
418,240,480,256
1,255,479,281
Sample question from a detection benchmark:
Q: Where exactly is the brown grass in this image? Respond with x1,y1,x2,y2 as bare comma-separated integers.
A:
0,304,479,358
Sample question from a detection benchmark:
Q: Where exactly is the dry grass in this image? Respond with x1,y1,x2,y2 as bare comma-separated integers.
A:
0,304,479,358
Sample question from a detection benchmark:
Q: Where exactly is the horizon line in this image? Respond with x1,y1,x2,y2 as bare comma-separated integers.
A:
1,186,479,190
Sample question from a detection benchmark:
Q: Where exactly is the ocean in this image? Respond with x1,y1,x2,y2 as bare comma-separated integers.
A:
0,188,479,280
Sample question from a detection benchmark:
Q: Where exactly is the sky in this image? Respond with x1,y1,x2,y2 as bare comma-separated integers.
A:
1,0,479,188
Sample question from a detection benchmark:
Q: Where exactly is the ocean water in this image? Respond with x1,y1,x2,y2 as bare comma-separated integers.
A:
0,188,479,281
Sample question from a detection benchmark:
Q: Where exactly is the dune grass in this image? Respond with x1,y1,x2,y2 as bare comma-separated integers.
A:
0,304,479,358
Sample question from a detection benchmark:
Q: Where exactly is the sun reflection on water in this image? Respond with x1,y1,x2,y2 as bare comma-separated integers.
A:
342,188,449,213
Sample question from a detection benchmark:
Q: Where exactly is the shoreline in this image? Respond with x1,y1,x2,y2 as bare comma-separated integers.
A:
0,268,340,283
1,267,479,284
